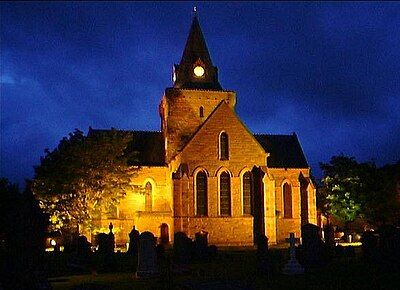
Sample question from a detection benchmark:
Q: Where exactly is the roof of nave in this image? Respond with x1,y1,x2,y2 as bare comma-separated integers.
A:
254,133,309,169
88,128,165,166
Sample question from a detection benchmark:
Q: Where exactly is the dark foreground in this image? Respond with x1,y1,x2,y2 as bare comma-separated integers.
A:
46,246,400,290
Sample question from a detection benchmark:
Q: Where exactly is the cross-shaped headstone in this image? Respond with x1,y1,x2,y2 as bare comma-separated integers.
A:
283,232,304,275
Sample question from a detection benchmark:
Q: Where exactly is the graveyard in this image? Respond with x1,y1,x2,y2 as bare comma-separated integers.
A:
40,225,400,290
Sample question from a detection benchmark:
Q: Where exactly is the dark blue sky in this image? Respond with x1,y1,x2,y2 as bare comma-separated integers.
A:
1,2,400,185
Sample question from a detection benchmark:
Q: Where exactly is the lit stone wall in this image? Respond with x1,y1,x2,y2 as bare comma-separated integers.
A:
171,100,267,246
269,168,317,242
87,166,174,246
160,88,237,161
186,217,254,246
263,173,277,244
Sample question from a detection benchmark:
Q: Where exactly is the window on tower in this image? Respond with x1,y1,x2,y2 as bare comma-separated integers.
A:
199,106,204,118
219,132,229,160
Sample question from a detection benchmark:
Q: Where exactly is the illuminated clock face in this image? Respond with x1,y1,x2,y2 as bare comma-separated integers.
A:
193,66,205,77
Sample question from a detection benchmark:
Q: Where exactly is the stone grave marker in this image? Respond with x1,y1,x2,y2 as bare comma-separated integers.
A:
136,231,159,278
301,223,326,268
194,230,209,261
173,232,192,265
256,234,271,277
283,233,304,275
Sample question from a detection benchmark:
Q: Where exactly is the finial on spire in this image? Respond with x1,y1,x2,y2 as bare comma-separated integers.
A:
193,6,197,16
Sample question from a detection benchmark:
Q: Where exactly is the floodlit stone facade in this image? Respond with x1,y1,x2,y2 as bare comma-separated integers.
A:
86,16,317,246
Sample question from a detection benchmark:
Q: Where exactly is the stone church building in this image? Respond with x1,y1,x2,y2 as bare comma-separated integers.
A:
87,16,317,246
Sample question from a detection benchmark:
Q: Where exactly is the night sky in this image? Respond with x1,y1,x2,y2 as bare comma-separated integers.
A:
1,2,400,186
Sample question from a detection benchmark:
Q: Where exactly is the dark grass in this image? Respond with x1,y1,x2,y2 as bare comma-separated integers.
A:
48,247,400,290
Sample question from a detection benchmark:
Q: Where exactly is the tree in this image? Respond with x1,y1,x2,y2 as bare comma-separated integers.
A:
0,178,48,288
360,161,400,225
319,155,400,229
31,128,141,234
319,155,363,225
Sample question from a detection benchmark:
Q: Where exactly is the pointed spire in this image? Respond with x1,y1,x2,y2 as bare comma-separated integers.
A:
180,14,213,66
173,13,222,90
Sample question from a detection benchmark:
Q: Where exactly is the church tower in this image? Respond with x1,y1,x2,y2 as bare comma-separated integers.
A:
159,15,237,162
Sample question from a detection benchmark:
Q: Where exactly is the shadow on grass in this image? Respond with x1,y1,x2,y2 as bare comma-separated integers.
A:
48,248,400,290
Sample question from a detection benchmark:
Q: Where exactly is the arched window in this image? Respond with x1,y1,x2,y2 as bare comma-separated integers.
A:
196,171,208,216
145,182,152,212
220,172,231,216
199,106,204,118
283,183,292,218
107,204,118,219
219,132,229,160
243,171,253,215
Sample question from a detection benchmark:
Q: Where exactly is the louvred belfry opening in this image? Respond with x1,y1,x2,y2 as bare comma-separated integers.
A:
173,15,222,90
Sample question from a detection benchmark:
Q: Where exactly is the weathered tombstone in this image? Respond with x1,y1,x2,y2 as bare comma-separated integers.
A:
256,234,271,277
127,226,140,256
378,225,400,265
127,226,140,272
108,222,115,253
283,233,304,275
96,233,113,256
301,223,326,268
73,235,92,265
173,232,192,265
324,224,335,248
194,231,209,261
136,231,159,278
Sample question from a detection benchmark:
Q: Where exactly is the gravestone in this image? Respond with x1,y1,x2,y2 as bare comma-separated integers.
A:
256,234,271,277
378,225,400,265
324,224,335,248
108,222,115,252
127,226,140,256
127,226,140,271
173,232,192,265
283,233,304,275
96,233,113,256
71,235,92,266
194,231,209,261
301,223,326,268
136,231,159,277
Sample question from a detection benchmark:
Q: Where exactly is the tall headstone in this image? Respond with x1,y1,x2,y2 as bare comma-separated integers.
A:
256,234,271,277
136,231,159,278
128,226,140,256
173,232,192,265
301,223,326,268
194,231,209,261
283,233,304,275
108,222,115,253
378,225,400,265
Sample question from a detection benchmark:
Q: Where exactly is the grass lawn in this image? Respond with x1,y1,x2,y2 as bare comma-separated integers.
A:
48,247,400,290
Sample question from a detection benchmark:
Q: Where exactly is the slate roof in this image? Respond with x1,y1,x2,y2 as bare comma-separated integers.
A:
254,133,309,168
87,128,308,169
88,128,165,166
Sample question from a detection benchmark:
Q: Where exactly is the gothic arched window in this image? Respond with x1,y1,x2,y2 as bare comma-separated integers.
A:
107,204,118,219
220,172,231,216
196,171,208,216
283,182,292,218
145,182,152,212
199,106,204,118
243,171,253,215
219,132,229,160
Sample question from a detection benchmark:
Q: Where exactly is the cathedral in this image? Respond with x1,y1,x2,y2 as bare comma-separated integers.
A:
87,15,317,246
